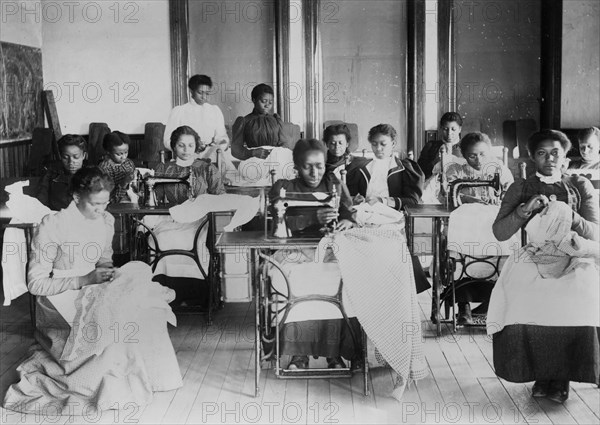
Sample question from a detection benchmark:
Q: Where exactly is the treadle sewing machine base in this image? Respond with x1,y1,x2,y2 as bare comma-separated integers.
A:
108,203,227,325
215,231,370,398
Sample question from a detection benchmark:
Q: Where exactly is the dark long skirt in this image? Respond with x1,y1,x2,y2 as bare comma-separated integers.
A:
493,324,600,384
264,318,363,361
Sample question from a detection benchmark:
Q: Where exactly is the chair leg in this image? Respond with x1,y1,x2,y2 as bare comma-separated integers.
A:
29,293,36,329
362,329,370,396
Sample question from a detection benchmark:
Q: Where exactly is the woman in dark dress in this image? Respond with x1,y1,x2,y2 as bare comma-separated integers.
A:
487,130,599,404
417,112,463,179
36,135,88,211
231,83,293,160
324,123,356,178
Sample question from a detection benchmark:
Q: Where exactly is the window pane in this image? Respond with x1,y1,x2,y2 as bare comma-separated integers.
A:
320,0,407,152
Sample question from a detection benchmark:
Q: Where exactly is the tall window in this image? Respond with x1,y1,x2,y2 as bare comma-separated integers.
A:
319,0,408,150
188,1,276,128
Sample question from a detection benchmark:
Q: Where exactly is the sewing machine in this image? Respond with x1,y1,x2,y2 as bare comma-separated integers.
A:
448,172,502,208
132,173,193,207
267,186,340,239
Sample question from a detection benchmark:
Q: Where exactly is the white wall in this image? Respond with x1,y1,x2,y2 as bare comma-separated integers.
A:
0,0,43,47
41,0,172,135
561,0,600,128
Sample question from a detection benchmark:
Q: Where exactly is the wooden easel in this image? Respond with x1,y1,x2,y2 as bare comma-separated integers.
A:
41,90,62,160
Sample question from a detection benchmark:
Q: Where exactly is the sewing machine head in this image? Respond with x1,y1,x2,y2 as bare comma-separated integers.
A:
448,173,501,208
267,186,340,239
141,174,193,207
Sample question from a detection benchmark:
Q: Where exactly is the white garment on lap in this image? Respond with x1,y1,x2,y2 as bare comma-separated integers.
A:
486,252,600,334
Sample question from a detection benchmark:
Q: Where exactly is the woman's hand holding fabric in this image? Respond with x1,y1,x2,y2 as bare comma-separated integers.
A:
316,207,339,225
522,194,550,214
353,194,366,205
82,267,116,286
251,148,271,160
335,219,354,231
366,196,383,206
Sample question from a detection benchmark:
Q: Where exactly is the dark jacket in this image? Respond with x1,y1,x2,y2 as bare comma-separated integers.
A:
417,140,444,179
35,161,74,211
345,156,425,210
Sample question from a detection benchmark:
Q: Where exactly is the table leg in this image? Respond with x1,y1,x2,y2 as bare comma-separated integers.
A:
432,217,442,336
253,248,261,397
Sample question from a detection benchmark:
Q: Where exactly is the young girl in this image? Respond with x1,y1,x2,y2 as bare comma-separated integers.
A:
268,139,355,370
569,126,600,170
4,167,181,415
151,125,225,305
487,130,599,404
99,131,136,203
36,134,87,210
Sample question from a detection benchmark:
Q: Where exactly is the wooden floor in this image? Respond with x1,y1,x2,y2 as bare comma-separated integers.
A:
0,291,598,425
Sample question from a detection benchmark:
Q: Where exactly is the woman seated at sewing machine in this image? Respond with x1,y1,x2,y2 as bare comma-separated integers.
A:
150,125,225,306
418,112,464,179
268,138,357,370
443,132,514,325
444,132,514,205
487,129,599,404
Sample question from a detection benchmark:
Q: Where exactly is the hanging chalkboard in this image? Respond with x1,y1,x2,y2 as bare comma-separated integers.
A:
0,41,44,143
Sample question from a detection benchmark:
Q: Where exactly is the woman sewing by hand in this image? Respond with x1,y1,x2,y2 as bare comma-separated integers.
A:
487,130,599,404
231,84,292,161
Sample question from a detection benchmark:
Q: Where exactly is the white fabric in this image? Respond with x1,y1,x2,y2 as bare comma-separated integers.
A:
333,224,428,387
447,204,519,257
47,268,94,324
487,202,600,334
2,182,55,305
354,202,404,226
365,156,394,199
163,101,229,148
3,261,182,416
169,194,259,230
61,261,177,362
486,253,599,333
268,249,354,322
148,194,259,279
227,147,296,187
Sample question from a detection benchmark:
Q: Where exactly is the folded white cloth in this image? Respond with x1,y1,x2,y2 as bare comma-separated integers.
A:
354,202,404,226
226,147,296,187
168,193,259,230
447,203,519,257
2,182,55,305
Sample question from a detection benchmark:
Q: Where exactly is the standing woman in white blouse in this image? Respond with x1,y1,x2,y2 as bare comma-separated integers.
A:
345,124,430,293
163,75,235,174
